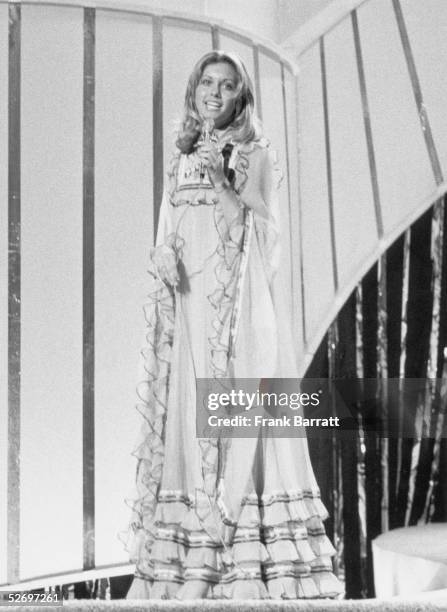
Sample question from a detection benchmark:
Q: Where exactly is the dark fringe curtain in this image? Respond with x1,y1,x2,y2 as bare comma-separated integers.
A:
306,195,447,598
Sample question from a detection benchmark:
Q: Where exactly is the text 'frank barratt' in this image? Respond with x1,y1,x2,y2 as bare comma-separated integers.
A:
208,415,341,428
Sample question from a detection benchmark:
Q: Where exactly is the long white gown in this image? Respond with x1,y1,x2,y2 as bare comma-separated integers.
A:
125,135,343,599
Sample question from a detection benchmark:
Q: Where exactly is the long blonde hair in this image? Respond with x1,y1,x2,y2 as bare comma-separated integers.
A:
176,51,262,154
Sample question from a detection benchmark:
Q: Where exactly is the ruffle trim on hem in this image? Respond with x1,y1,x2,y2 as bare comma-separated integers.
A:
128,569,343,600
127,487,343,600
242,490,329,526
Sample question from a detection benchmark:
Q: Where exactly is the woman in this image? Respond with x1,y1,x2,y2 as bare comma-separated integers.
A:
126,50,343,600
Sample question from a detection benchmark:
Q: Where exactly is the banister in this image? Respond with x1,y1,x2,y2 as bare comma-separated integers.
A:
0,0,298,74
282,0,370,57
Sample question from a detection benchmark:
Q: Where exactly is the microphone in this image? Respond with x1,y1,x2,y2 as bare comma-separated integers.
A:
202,117,215,141
200,118,215,180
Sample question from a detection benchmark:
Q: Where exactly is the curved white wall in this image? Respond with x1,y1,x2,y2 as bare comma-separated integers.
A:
293,0,447,368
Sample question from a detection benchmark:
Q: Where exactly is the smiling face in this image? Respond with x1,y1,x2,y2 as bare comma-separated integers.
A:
194,61,239,129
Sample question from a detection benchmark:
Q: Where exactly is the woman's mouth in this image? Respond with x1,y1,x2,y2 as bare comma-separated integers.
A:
205,101,222,110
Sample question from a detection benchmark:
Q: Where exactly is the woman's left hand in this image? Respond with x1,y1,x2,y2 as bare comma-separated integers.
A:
196,142,226,188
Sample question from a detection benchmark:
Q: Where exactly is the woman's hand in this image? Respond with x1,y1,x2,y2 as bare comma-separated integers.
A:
196,142,226,188
150,244,179,287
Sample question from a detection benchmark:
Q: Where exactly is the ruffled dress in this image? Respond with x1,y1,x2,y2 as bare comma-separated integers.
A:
125,136,344,600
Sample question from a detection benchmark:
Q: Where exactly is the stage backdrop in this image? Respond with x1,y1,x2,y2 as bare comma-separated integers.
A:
1,0,447,588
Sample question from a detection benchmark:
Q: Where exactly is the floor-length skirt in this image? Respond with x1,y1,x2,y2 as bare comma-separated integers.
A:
125,211,343,599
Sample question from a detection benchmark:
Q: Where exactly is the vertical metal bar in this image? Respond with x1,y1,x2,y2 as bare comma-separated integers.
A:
294,74,307,346
320,37,338,292
280,63,295,332
7,1,21,586
83,7,95,571
152,16,163,240
392,0,443,185
351,10,383,239
252,45,262,122
281,64,291,213
211,25,219,50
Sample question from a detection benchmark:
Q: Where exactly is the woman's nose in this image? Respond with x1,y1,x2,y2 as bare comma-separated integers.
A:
210,83,221,97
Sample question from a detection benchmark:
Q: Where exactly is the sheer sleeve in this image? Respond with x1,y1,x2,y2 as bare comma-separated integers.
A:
231,142,299,378
237,145,282,285
149,188,180,284
154,188,173,247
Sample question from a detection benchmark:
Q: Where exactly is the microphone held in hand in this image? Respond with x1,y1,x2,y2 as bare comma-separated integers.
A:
199,118,215,180
202,117,215,141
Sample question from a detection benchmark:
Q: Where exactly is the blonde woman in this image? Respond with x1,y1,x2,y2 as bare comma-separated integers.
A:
126,50,342,600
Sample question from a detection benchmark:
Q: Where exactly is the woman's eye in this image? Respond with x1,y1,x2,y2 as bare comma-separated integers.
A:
201,78,212,86
224,82,235,91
